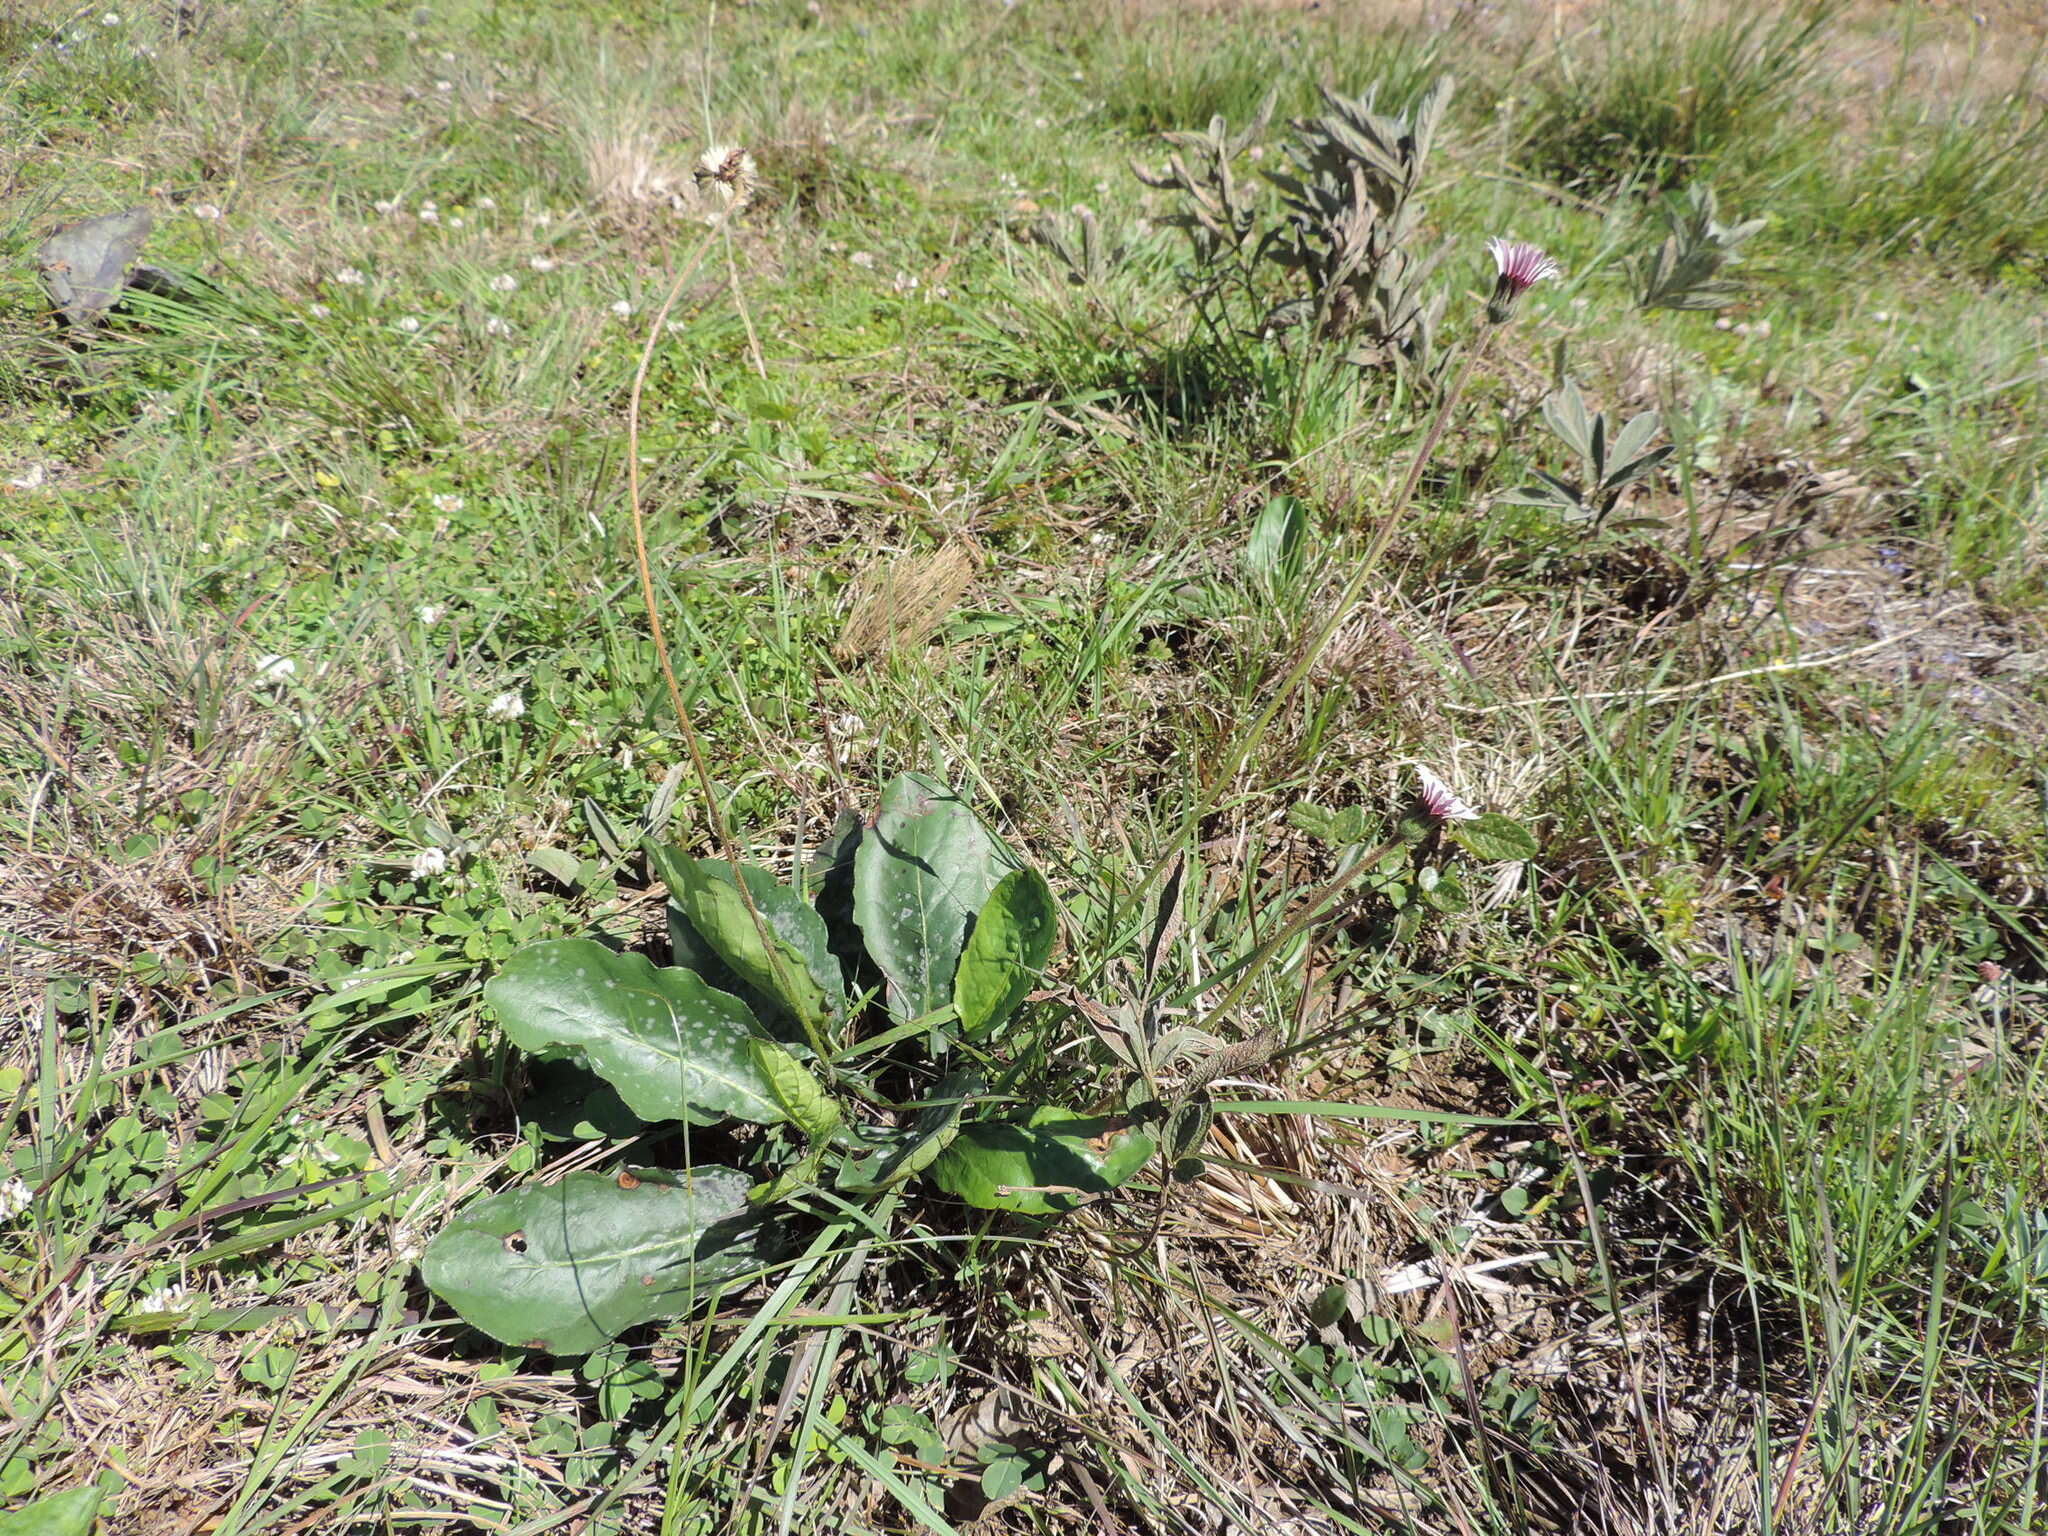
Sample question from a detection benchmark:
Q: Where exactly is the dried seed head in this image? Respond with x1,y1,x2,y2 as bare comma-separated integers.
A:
693,144,759,217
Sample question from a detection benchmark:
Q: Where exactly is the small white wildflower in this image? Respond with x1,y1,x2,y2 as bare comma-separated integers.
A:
373,198,400,216
101,11,121,23
617,745,634,771
1032,116,1049,130
532,210,553,227
396,315,422,333
7,464,47,491
476,195,497,211
191,202,222,221
132,1282,191,1317
253,654,297,686
892,271,919,294
417,207,439,225
610,299,633,318
448,215,464,229
308,302,331,319
430,493,464,513
849,250,876,269
0,1178,31,1221
529,255,557,272
485,690,526,721
416,603,444,625
483,315,511,336
489,273,517,292
408,846,448,879
434,79,452,93
331,267,367,286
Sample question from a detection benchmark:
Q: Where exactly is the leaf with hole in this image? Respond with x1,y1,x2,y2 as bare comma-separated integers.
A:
854,773,1018,1022
421,1168,773,1353
929,1107,1155,1215
485,939,783,1125
954,867,1056,1040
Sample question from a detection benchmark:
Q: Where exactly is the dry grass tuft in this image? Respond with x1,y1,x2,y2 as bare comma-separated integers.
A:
834,540,981,663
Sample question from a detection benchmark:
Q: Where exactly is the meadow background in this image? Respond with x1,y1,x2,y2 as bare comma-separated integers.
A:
4,0,2047,1531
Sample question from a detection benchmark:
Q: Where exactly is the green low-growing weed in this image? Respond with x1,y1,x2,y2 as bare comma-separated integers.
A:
422,772,1152,1353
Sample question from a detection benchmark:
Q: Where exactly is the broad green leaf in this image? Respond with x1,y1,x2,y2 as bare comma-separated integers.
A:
645,846,844,1037
929,1106,1155,1215
1288,802,1341,841
422,1168,773,1353
1245,494,1308,586
1449,813,1538,863
954,868,1056,1039
749,1039,840,1141
854,774,1019,1022
805,810,866,979
485,939,783,1125
0,1487,101,1536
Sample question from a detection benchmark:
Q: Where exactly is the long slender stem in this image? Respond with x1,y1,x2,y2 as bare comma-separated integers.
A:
626,221,834,1069
1206,321,1497,800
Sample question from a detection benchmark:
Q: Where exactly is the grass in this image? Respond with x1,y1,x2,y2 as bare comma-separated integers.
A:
4,0,2048,1531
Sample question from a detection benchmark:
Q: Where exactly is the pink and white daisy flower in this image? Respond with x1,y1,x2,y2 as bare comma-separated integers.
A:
1485,238,1561,323
1415,764,1481,823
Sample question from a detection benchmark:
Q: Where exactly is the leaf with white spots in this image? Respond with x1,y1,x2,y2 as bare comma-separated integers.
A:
422,1167,773,1352
485,939,784,1125
854,773,1020,1023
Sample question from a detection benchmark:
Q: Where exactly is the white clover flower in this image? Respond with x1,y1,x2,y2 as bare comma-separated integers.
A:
485,690,526,721
253,654,297,686
430,493,464,513
476,195,497,211
396,315,422,333
331,267,367,287
191,203,221,221
7,464,47,491
307,302,331,319
102,11,121,23
132,1281,191,1317
373,198,400,216
408,846,448,879
488,273,517,292
416,603,444,625
434,79,453,93
609,299,633,318
528,255,557,272
448,216,464,229
0,1178,31,1221
483,315,511,337
418,208,439,225
849,250,876,269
